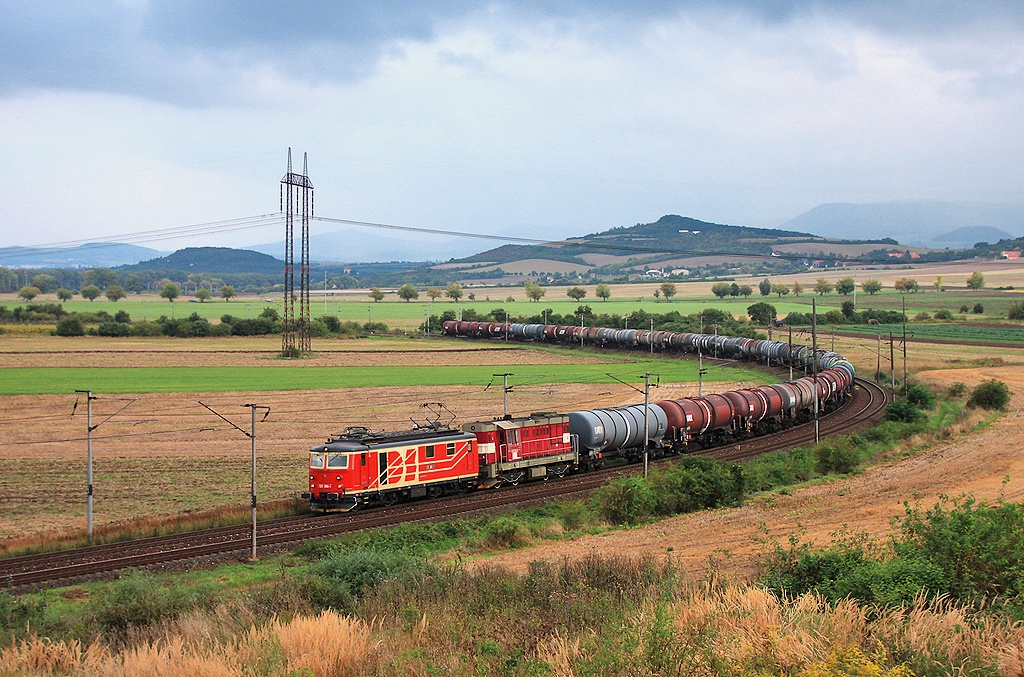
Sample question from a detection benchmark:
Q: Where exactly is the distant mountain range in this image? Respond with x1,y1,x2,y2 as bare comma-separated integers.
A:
247,227,484,264
0,242,165,268
780,201,1024,247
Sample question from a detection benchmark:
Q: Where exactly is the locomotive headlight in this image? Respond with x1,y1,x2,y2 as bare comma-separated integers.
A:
309,475,314,481
336,476,342,481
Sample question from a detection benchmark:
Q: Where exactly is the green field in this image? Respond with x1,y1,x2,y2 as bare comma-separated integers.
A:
0,358,772,395
837,322,1024,345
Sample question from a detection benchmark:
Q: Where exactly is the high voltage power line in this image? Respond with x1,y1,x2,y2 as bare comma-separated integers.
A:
2,212,898,264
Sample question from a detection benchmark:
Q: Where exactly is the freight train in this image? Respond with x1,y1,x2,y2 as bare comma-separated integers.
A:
302,322,854,511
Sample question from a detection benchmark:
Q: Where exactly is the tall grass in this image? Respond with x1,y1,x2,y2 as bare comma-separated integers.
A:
4,558,1023,676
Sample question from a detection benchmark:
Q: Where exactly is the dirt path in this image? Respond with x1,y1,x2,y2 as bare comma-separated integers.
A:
472,367,1024,579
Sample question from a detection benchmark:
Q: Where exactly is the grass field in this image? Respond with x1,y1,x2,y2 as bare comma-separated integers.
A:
0,357,771,395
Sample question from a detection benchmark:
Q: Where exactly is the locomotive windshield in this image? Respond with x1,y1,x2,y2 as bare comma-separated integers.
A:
309,453,324,469
327,454,349,469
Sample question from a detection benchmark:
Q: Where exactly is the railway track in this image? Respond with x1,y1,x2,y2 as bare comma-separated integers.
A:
0,378,887,592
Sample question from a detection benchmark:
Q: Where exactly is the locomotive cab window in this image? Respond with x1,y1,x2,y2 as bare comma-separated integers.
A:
446,442,455,456
327,454,348,469
361,453,367,466
309,453,325,469
425,445,435,459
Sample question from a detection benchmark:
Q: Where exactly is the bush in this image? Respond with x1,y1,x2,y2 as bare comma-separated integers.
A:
886,399,924,423
95,321,131,337
913,311,931,321
306,547,427,609
973,303,984,314
933,309,954,320
595,477,656,525
905,383,936,409
966,379,1011,410
960,304,970,313
54,316,85,336
1009,302,1024,320
648,456,745,516
815,438,860,475
947,382,967,397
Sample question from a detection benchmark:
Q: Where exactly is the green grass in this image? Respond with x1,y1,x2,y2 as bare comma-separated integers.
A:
0,357,772,395
837,322,1024,345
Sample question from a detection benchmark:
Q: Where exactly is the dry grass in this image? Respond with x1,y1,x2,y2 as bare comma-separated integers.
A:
5,583,1021,676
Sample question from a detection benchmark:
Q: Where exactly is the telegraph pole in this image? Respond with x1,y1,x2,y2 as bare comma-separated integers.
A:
642,372,659,477
876,334,882,384
812,297,819,444
493,373,514,419
889,331,896,391
200,402,270,561
902,296,909,396
74,391,136,541
788,325,793,381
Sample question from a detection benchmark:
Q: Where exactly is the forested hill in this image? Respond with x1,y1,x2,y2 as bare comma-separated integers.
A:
456,215,819,265
122,247,284,274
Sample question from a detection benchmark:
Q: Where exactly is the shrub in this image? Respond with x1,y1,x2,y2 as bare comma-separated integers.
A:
307,547,427,609
905,383,936,409
481,516,532,549
959,304,970,313
595,477,656,525
95,321,131,337
913,311,931,321
1009,302,1024,320
946,381,967,397
886,399,924,423
933,309,954,320
966,379,1011,410
815,438,860,475
54,316,85,336
973,303,984,314
648,456,745,516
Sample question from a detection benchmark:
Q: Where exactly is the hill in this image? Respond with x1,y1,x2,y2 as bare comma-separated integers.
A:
780,201,1024,246
0,242,165,268
436,215,903,280
122,247,284,274
931,226,1014,248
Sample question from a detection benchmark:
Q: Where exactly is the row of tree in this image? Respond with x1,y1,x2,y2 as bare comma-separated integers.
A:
15,282,239,303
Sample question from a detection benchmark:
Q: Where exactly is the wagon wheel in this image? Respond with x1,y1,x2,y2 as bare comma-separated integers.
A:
380,492,398,507
426,486,442,499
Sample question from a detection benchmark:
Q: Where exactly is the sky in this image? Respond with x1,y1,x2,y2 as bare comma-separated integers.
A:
1,1,1023,260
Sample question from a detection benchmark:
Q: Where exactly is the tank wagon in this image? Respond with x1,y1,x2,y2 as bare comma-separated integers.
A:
302,323,855,511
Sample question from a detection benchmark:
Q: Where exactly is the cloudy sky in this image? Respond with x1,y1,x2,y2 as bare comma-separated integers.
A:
1,1,1022,259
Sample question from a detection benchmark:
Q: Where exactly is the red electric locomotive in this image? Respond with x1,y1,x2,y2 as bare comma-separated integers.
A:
304,425,479,511
304,412,579,511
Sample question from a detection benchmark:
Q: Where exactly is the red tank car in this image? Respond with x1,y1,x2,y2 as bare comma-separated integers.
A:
462,413,577,487
304,426,478,511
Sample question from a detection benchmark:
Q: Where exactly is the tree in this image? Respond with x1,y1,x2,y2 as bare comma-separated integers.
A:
835,277,855,295
31,274,58,293
219,285,236,301
444,282,463,302
105,284,127,302
894,278,919,293
56,287,74,302
595,283,611,301
729,283,740,297
659,282,677,300
17,286,40,301
524,281,546,302
159,282,180,302
194,288,211,303
814,278,834,295
738,284,753,298
711,282,731,298
841,300,855,319
759,277,772,296
966,271,985,290
747,301,776,326
566,287,587,301
81,285,102,302
123,273,145,294
83,268,119,289
368,287,385,303
861,279,883,295
771,283,790,298
791,281,804,296
397,284,419,302
426,287,442,301
933,275,943,292
967,379,1010,410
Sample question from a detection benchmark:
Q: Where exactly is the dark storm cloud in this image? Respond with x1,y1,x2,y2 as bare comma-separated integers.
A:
0,0,1020,104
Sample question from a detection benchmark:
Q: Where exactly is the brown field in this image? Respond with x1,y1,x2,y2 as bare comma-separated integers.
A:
0,334,757,543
